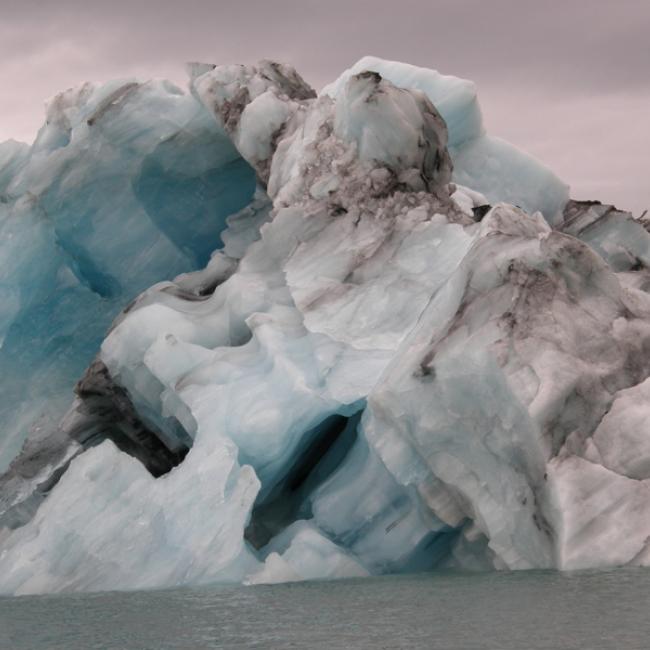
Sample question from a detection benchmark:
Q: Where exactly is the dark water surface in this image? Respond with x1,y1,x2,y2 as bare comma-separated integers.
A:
1,569,649,649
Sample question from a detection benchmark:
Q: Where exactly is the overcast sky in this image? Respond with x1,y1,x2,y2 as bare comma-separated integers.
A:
1,0,648,213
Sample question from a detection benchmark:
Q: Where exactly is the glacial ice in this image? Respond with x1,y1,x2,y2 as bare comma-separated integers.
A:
1,56,649,595
0,79,255,472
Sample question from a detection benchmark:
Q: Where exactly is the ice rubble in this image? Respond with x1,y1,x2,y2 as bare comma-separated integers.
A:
0,57,649,595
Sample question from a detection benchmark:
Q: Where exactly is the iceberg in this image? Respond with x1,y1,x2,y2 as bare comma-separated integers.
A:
0,57,648,595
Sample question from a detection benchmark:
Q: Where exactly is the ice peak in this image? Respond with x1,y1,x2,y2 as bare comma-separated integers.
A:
191,60,455,211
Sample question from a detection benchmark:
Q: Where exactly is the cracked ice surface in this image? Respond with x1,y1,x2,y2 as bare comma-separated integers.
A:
0,57,649,595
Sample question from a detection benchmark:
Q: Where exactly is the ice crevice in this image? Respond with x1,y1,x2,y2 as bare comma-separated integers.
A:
245,409,361,550
1,56,650,594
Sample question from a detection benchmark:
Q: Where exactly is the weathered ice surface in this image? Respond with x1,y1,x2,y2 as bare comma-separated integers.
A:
0,56,648,595
321,56,569,224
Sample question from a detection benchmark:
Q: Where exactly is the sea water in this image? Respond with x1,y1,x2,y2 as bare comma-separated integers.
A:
1,568,649,649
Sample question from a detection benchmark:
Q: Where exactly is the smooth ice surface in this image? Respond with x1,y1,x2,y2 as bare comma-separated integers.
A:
1,56,649,595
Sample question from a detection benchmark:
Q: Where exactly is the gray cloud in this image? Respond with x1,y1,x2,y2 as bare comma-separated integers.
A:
1,0,648,212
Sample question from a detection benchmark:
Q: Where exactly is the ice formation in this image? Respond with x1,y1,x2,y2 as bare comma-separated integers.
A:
0,80,255,474
0,57,648,595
